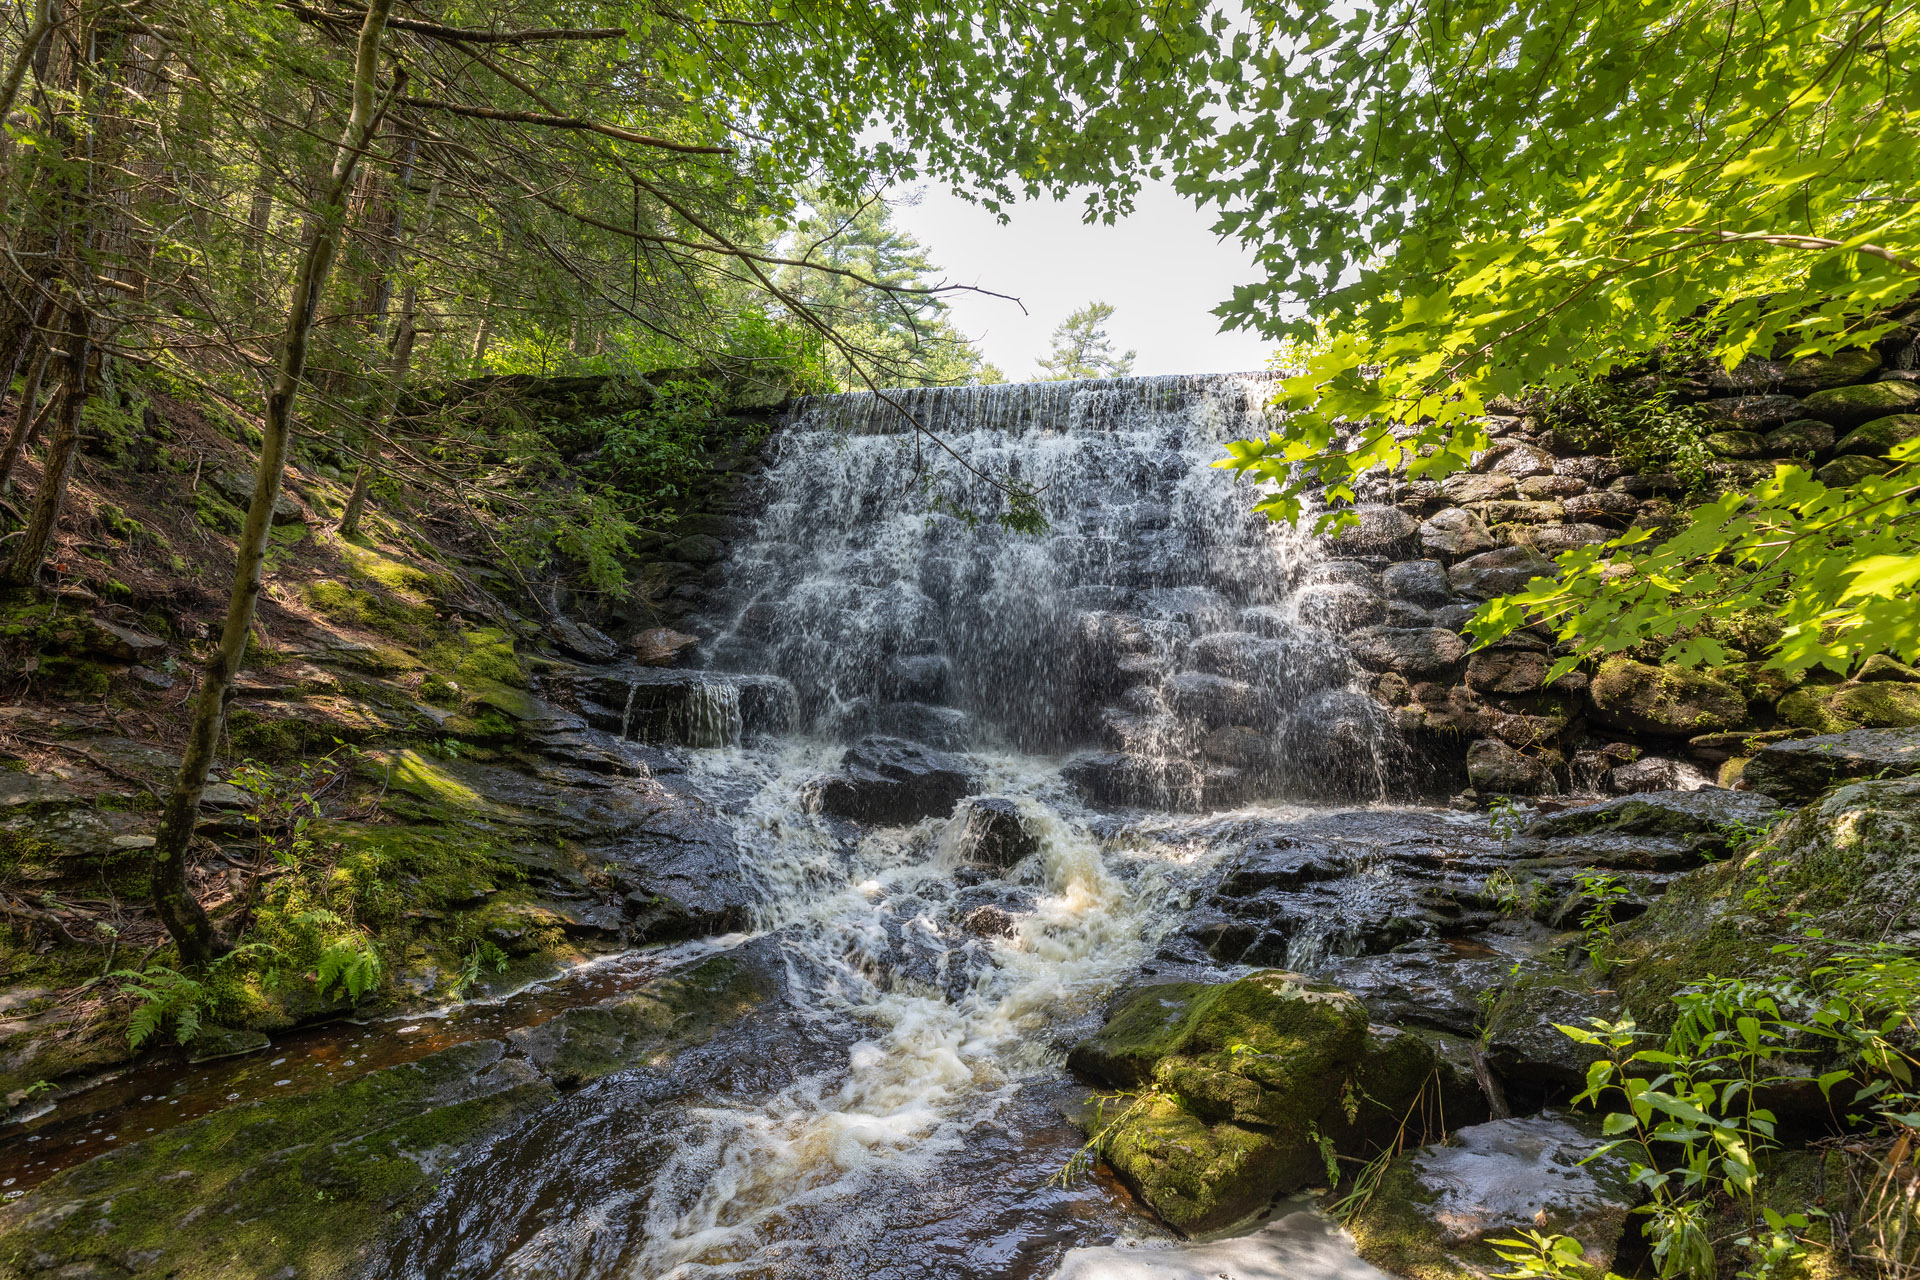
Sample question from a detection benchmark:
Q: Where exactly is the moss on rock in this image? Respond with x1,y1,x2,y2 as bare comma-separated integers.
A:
0,1040,553,1280
1068,972,1440,1235
1588,659,1746,736
1611,776,1920,1026
1778,681,1920,734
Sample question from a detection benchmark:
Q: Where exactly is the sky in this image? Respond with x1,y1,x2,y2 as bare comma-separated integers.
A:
887,179,1279,381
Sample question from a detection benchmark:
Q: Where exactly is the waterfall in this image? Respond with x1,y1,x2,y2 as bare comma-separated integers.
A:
703,372,1389,806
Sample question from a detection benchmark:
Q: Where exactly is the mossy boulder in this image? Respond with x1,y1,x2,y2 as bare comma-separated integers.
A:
1343,1112,1637,1280
1777,681,1920,735
1762,418,1835,455
1611,776,1920,1025
1834,412,1920,458
1068,972,1438,1234
1588,658,1747,736
1704,429,1767,458
1816,453,1891,487
1799,379,1920,427
1780,348,1883,393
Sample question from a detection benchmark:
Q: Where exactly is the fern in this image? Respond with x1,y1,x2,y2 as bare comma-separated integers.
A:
108,966,207,1049
452,940,510,998
314,937,382,1002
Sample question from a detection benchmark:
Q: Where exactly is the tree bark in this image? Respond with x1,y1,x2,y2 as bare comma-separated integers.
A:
2,307,93,585
337,459,372,536
0,0,55,145
151,0,395,966
0,329,53,491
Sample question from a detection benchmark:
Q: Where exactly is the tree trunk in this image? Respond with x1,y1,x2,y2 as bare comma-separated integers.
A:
0,0,55,151
0,331,53,491
337,461,372,537
2,307,93,585
152,0,395,967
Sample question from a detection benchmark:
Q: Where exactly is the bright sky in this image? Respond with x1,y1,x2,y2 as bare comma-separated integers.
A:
888,179,1279,380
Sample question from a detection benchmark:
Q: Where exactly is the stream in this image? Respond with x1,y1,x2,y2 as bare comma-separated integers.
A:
6,375,1512,1275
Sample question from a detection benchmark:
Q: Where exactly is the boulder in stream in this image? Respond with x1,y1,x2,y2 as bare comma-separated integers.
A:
944,796,1042,872
1067,971,1441,1234
804,736,975,825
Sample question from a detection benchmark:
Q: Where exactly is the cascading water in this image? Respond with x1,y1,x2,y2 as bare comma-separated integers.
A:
700,374,1393,808
368,376,1417,1279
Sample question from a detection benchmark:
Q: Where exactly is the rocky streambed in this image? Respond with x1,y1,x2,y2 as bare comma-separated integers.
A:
8,722,1915,1279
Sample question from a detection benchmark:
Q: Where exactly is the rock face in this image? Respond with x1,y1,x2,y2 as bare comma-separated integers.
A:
1799,379,1920,427
1588,658,1746,736
1742,727,1920,802
1349,626,1469,677
1345,1113,1638,1280
1612,776,1920,1025
1067,971,1437,1234
804,736,974,825
630,626,699,666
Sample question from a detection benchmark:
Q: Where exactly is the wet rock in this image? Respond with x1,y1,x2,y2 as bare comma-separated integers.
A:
1835,412,1920,457
804,736,973,825
1301,560,1382,590
1292,582,1388,632
1764,418,1835,454
1055,1207,1401,1280
1068,972,1429,1234
1199,724,1269,768
880,654,952,704
1466,739,1555,795
1777,680,1920,734
1741,726,1920,801
1166,672,1264,727
547,617,620,663
1524,787,1780,842
1345,1112,1637,1279
1701,394,1802,428
1276,690,1387,794
1382,560,1454,608
0,1038,553,1279
1608,755,1710,794
1440,472,1516,504
1800,379,1920,427
872,701,972,750
945,796,1041,871
1348,626,1468,677
1321,940,1513,1039
1484,971,1618,1088
1588,658,1746,736
1447,545,1557,599
186,1024,271,1063
630,626,699,666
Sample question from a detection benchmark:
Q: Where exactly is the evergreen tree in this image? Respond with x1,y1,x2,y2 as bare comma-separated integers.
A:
1035,301,1135,380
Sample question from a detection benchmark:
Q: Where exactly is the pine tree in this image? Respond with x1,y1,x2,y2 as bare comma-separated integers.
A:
1035,301,1135,380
